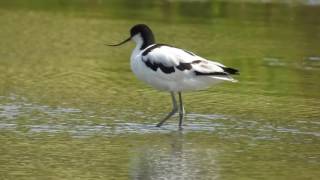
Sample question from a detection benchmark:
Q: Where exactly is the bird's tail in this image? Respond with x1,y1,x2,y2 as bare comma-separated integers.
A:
221,67,239,75
211,76,238,82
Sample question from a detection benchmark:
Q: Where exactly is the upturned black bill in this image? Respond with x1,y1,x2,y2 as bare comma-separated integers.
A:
107,37,131,46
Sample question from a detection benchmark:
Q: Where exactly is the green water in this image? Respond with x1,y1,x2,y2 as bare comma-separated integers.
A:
0,0,320,179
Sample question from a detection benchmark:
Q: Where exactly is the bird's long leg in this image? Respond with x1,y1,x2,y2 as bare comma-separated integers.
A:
156,92,178,127
178,92,185,129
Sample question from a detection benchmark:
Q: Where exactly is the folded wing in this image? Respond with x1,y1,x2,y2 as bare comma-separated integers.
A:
141,44,239,82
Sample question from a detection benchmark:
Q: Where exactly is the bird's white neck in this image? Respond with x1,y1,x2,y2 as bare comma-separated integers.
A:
131,32,155,51
132,34,144,51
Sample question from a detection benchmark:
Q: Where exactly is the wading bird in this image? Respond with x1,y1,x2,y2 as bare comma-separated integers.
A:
108,24,239,129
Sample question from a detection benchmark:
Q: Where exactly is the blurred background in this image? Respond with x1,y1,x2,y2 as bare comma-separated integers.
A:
0,0,319,179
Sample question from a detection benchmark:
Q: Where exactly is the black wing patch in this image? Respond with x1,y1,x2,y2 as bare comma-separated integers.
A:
158,63,175,73
175,60,203,71
220,66,239,75
194,65,239,76
144,59,158,71
192,60,202,64
176,63,192,71
194,71,228,76
145,60,193,73
144,59,175,74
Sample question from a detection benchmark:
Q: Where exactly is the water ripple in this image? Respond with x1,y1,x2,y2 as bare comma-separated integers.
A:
1,94,319,140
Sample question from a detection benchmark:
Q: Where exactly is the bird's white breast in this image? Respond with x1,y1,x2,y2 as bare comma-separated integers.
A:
130,46,171,91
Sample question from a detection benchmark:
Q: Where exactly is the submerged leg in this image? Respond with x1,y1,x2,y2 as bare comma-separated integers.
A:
178,92,185,129
156,92,178,127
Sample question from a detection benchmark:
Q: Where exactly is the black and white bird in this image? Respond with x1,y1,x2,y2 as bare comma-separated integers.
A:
108,24,239,129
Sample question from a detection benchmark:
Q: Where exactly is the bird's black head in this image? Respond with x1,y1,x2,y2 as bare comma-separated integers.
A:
130,24,153,38
130,24,155,49
108,24,155,50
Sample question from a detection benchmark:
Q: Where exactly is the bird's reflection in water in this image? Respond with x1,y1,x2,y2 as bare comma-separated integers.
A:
130,132,219,179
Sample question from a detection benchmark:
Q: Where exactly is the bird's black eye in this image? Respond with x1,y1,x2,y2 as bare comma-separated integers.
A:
130,29,140,37
130,25,144,37
130,31,137,36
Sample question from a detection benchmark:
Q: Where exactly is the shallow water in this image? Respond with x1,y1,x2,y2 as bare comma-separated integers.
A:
0,0,320,179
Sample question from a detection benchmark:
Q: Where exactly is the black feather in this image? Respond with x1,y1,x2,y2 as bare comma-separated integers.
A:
221,67,239,75
143,58,175,74
176,63,192,71
194,71,228,76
